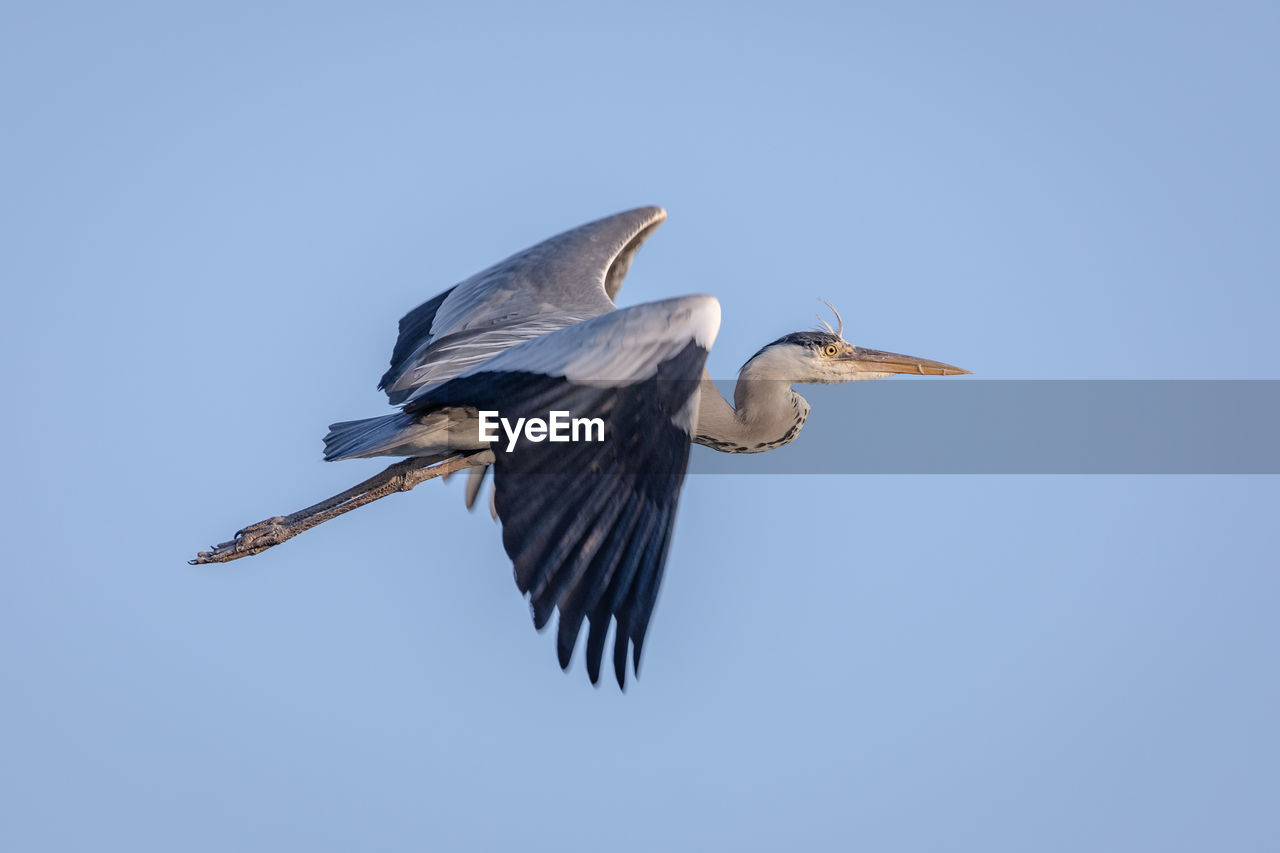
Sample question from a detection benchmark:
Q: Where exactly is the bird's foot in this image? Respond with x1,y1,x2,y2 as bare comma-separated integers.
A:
233,516,291,551
235,516,287,540
190,516,291,564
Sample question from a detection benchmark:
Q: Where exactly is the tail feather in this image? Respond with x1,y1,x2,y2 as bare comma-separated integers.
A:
323,413,418,461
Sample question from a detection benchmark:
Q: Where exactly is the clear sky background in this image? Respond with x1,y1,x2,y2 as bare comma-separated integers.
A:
3,1,1278,850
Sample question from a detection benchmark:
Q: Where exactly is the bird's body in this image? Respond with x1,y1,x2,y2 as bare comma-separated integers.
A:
232,206,968,688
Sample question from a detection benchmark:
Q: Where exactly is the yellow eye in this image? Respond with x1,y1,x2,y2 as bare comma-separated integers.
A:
823,344,839,357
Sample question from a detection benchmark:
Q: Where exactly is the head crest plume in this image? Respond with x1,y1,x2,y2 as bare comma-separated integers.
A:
815,299,844,339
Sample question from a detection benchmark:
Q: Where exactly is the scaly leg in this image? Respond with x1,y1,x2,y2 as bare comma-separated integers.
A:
191,450,494,564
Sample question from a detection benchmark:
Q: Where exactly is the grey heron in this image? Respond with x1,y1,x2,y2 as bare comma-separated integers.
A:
194,206,969,688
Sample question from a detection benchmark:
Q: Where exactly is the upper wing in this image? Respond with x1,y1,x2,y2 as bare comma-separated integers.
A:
380,206,667,403
404,295,721,687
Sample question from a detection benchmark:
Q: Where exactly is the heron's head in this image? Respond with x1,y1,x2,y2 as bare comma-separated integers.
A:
742,302,970,384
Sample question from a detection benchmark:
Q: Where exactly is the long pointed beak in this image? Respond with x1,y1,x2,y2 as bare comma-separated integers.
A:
846,347,971,376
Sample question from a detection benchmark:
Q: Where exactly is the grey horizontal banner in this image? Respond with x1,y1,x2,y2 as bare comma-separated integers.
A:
686,380,1280,474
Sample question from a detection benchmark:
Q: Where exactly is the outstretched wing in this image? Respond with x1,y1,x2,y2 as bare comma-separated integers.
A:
380,206,667,403
405,295,721,687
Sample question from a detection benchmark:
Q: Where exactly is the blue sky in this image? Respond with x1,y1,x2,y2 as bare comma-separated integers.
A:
3,1,1278,850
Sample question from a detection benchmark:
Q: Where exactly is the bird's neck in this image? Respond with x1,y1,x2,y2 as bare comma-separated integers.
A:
693,362,810,454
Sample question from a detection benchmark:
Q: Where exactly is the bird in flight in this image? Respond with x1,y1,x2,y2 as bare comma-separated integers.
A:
194,206,969,688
